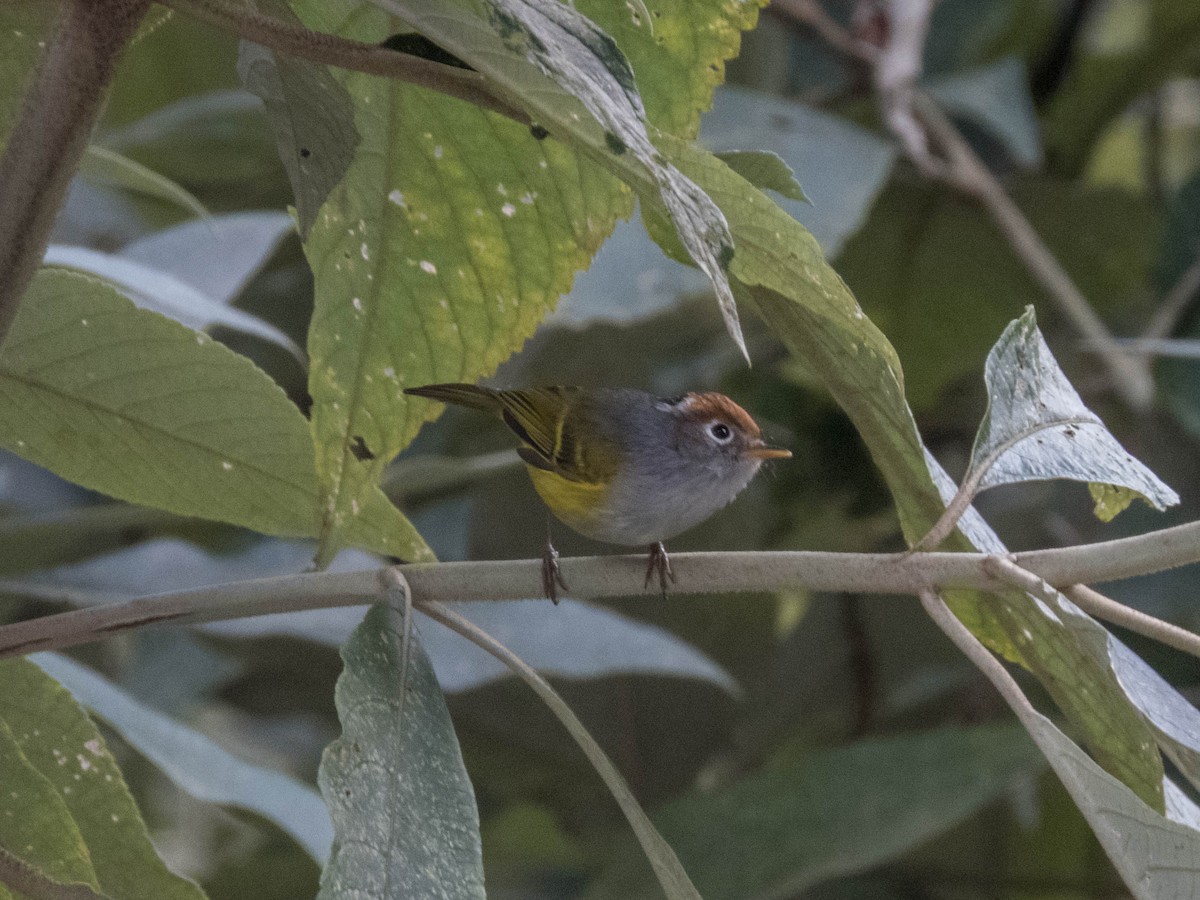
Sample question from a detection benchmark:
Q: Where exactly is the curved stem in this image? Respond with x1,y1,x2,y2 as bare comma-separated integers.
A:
1063,584,1200,661
420,599,702,898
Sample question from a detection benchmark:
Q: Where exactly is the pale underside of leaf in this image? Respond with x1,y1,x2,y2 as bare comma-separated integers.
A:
969,307,1177,509
0,659,205,899
318,602,485,899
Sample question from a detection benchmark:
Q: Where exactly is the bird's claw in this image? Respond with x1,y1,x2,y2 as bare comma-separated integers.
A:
644,541,676,598
542,541,568,604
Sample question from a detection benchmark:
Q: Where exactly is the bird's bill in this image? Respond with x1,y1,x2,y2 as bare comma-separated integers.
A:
746,445,792,460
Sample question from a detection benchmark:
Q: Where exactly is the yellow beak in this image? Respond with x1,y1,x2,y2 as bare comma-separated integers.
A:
746,444,792,460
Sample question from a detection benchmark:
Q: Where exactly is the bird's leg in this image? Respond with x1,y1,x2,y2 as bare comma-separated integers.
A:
644,541,676,598
541,514,568,604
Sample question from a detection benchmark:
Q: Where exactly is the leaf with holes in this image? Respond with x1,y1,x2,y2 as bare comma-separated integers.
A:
286,0,758,563
0,658,204,899
318,602,485,899
364,0,744,358
967,307,1178,515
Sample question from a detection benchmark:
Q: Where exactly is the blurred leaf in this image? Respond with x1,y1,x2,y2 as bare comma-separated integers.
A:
1157,172,1200,438
34,652,332,864
78,145,209,219
838,177,1158,408
700,87,896,257
0,717,100,895
558,89,894,329
925,57,1042,167
1024,710,1200,900
291,0,757,565
714,150,807,202
122,211,295,305
0,269,425,558
102,90,283,194
237,16,359,238
1043,0,1200,174
962,307,1177,511
0,658,205,899
1089,483,1141,522
588,725,1042,899
42,244,305,365
318,602,485,899
205,598,740,695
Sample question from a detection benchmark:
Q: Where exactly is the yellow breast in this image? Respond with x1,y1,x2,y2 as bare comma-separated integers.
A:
526,465,610,537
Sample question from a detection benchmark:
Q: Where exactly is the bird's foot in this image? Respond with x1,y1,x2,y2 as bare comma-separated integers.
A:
542,540,569,604
644,541,676,598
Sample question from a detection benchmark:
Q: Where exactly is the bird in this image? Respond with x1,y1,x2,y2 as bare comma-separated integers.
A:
404,383,791,601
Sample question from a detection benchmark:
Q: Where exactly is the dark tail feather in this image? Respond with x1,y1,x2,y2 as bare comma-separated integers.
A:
403,383,501,415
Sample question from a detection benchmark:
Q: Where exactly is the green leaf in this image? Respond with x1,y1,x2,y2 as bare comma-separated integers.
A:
588,725,1042,900
965,307,1177,511
34,652,333,865
0,658,205,899
1023,712,1200,900
714,150,808,202
925,57,1042,167
318,602,485,899
0,717,100,895
654,135,1167,810
0,268,425,558
1089,482,1141,522
236,1,360,238
78,145,209,219
1043,0,1200,173
366,0,746,358
289,0,757,564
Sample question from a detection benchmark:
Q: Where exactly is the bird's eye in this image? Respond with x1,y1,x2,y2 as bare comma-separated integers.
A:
708,422,733,442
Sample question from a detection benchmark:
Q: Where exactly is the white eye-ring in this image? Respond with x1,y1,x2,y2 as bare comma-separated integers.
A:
708,422,733,443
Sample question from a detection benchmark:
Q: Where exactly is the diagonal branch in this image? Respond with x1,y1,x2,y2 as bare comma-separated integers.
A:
0,0,152,349
163,0,527,122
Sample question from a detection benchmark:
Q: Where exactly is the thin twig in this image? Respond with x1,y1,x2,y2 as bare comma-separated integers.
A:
919,589,1043,730
875,0,942,176
163,0,527,123
772,0,1155,410
769,0,879,63
982,555,1200,662
1143,251,1200,342
418,599,703,899
4,517,1200,658
913,96,1155,410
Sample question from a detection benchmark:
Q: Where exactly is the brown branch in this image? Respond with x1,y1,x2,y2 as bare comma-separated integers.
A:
163,0,527,123
0,0,152,349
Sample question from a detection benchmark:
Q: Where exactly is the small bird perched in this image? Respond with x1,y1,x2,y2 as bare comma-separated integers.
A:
404,383,791,601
